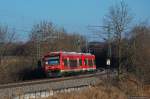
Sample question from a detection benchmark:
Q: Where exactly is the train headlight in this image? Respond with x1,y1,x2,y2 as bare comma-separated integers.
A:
45,61,48,65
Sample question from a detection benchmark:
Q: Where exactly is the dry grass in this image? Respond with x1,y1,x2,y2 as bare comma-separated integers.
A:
42,76,150,99
44,86,127,99
0,56,35,84
113,76,150,96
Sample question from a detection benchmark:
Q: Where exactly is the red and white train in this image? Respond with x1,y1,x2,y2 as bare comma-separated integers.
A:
41,51,96,77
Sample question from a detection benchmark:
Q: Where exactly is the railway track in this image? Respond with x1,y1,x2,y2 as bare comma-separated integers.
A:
0,69,109,99
0,68,106,88
0,71,104,89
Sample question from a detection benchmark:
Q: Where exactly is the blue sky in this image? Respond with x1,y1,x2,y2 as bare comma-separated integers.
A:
0,0,150,41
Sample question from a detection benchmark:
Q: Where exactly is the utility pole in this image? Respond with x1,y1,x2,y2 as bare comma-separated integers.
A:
36,30,41,60
36,30,61,60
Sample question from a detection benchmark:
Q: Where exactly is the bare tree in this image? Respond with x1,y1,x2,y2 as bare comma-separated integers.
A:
0,25,16,64
103,1,132,79
129,24,150,83
0,25,19,83
29,21,86,60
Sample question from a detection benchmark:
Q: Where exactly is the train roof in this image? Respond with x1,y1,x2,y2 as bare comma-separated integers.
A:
44,51,93,56
51,51,92,55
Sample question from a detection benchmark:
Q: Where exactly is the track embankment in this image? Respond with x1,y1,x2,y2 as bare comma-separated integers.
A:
0,71,108,99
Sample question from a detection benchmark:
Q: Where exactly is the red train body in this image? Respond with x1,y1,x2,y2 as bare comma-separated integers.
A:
41,51,96,77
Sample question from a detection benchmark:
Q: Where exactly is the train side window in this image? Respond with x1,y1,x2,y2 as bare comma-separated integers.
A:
77,58,79,66
67,58,70,67
93,59,96,66
79,59,82,66
63,59,68,67
88,59,93,67
77,58,82,66
69,59,77,67
63,58,70,67
85,58,88,66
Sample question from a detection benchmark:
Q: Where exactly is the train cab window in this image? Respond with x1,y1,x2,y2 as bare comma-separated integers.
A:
46,56,59,65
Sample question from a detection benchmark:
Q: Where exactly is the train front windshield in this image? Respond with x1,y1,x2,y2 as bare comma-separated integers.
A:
45,56,60,65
